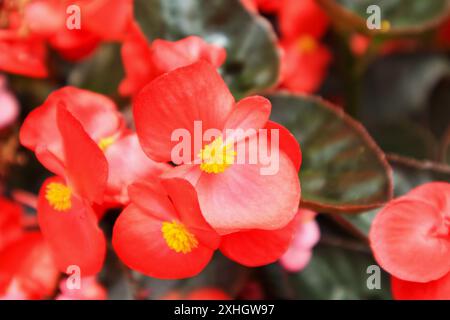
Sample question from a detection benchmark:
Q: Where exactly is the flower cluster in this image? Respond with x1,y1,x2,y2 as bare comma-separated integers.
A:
18,60,302,279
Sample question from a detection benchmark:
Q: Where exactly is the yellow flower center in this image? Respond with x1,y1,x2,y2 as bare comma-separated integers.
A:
297,35,317,54
381,20,391,32
161,220,199,254
45,182,72,211
98,135,118,151
198,136,236,174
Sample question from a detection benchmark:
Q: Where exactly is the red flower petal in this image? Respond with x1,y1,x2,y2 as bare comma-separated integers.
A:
20,87,124,175
114,178,219,279
280,40,331,93
113,204,217,279
224,96,271,143
0,232,59,299
220,215,297,267
57,105,108,204
264,120,302,172
392,272,450,300
0,197,23,251
152,36,226,75
370,196,450,282
196,150,300,233
37,177,106,276
119,22,156,97
134,61,234,162
279,0,329,40
0,35,48,78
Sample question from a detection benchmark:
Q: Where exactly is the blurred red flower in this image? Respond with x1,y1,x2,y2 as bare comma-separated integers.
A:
20,86,168,206
277,0,331,93
0,76,19,131
56,276,107,300
370,182,450,299
120,22,226,97
0,232,59,300
279,209,320,272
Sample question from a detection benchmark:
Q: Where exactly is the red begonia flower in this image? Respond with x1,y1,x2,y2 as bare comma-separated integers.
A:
2,0,132,65
279,37,331,93
113,178,221,279
0,232,59,299
0,33,48,78
49,28,101,62
391,272,450,300
370,182,450,283
119,23,226,97
134,61,301,235
77,0,133,42
20,86,125,176
0,197,23,251
35,106,107,275
278,0,329,41
20,87,165,206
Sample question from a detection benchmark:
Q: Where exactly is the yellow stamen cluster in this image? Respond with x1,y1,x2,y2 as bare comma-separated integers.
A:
98,135,118,151
297,35,318,54
45,182,72,211
161,220,199,254
381,20,391,32
198,136,236,174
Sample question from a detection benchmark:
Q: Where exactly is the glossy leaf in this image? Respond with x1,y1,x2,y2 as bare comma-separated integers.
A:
291,243,391,299
268,93,393,214
318,0,450,36
133,0,280,98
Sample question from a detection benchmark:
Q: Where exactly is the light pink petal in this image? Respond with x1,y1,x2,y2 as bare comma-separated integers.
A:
196,151,300,234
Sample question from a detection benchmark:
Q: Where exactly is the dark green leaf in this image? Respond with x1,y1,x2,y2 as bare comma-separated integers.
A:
134,0,280,98
367,120,438,161
268,93,393,213
361,53,450,124
291,243,391,299
318,0,450,36
68,43,124,99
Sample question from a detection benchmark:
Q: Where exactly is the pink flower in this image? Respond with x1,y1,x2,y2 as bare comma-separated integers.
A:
0,76,19,130
280,209,320,272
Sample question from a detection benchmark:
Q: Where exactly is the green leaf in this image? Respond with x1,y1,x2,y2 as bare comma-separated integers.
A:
361,53,450,124
268,93,393,214
68,43,124,99
388,154,450,196
318,0,450,36
367,120,438,161
134,0,280,99
291,243,391,299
